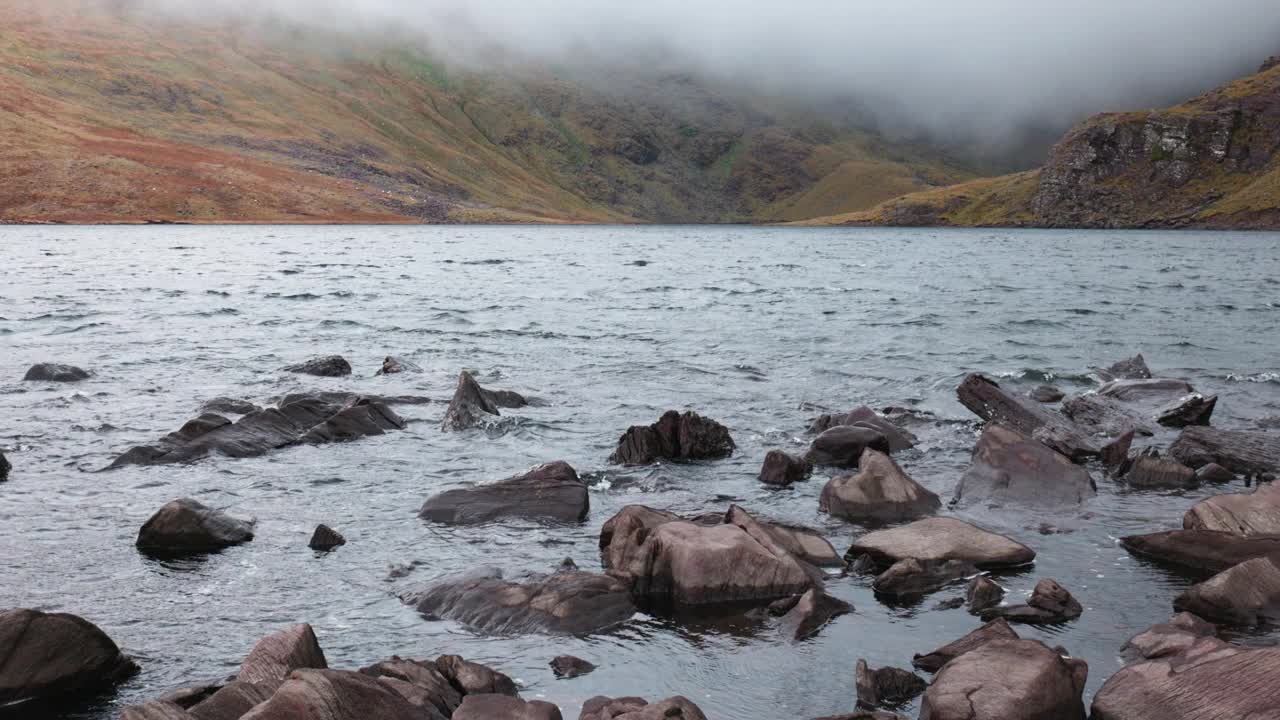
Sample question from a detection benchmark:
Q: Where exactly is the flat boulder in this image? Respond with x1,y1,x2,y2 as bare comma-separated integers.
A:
284,355,352,377
820,448,940,522
847,517,1036,570
23,362,90,382
136,498,254,557
420,461,588,524
1122,613,1217,661
918,639,1088,720
759,450,812,486
0,609,139,707
1120,529,1280,574
979,578,1082,625
912,618,1019,672
580,696,707,720
1174,555,1280,625
956,374,1098,462
608,410,734,464
1124,450,1197,489
1183,482,1280,535
1170,426,1280,478
805,425,891,468
955,424,1095,508
779,588,853,641
855,659,925,709
873,559,975,599
440,371,501,431
809,406,917,452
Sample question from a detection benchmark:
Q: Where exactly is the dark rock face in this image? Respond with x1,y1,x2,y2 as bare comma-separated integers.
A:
1100,430,1135,472
0,450,9,481
608,410,734,464
0,609,139,707
200,397,261,415
110,393,405,468
549,656,595,679
805,425,891,468
1097,354,1153,381
23,362,90,382
1120,529,1280,574
956,374,1098,461
580,695,708,720
1170,426,1280,477
238,624,328,686
955,424,1096,507
1091,638,1280,720
136,498,254,556
441,371,501,431
420,461,589,524
1122,613,1217,661
980,578,1083,625
1183,482,1280,535
809,406,917,452
847,517,1036,570
912,618,1020,672
309,524,346,551
237,669,422,720
454,694,563,720
377,356,422,375
966,575,1005,613
855,659,926,709
1125,451,1197,489
284,355,352,377
1156,393,1217,428
779,588,853,641
820,449,941,522
404,566,636,635
482,387,530,409
1174,555,1280,625
1030,385,1065,403
918,639,1088,720
1196,463,1235,483
873,559,976,599
758,450,812,486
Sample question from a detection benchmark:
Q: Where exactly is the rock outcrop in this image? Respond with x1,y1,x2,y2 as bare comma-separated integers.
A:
805,425,891,468
608,410,734,464
135,498,255,556
1173,555,1280,625
580,696,708,720
820,449,940,521
758,450,812,486
1183,482,1280,535
847,517,1036,570
284,355,352,377
954,424,1095,508
956,374,1097,461
912,618,1020,672
23,362,90,382
420,461,589,524
1120,529,1280,574
1170,426,1280,478
0,609,139,708
918,639,1088,720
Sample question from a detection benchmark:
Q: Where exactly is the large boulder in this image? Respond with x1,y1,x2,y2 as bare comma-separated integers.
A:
0,609,139,707
918,639,1088,720
440,371,501,431
1122,613,1217,661
1124,450,1197,489
579,696,707,720
23,362,90,382
238,624,328,686
110,393,405,468
778,588,853,641
185,681,272,720
954,424,1096,508
608,410,734,464
758,450,812,486
846,517,1036,570
1170,427,1280,477
454,694,563,720
979,578,1083,625
820,449,940,521
1183,482,1280,535
1120,529,1280,574
238,669,422,720
809,406,917,452
420,461,588,524
805,425,891,468
956,374,1098,461
284,355,352,377
1091,638,1280,720
854,660,925,709
359,654,517,718
912,619,1019,672
1173,555,1280,625
135,498,254,556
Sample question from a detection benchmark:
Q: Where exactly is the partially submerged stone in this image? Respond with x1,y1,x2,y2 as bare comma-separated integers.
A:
809,406,917,452
1030,385,1065,403
855,660,926,709
759,450,812,486
23,362,90,382
453,694,562,720
1170,426,1280,478
966,575,1005,613
873,558,975,599
1196,463,1235,483
1095,354,1152,382
1174,555,1280,625
912,618,1019,672
441,371,501,431
820,448,940,521
847,517,1036,570
420,461,589,524
1156,393,1217,428
918,639,1088,720
0,450,8,481
1125,450,1197,489
1061,393,1156,437
779,588,853,641
1122,613,1216,661
0,609,139,708
308,524,346,551
609,410,734,464
1120,529,1280,574
956,373,1098,461
955,424,1095,508
1183,482,1280,535
200,397,261,415
549,655,595,679
979,578,1083,625
805,425,890,468
136,498,254,557
377,356,422,375
284,355,352,377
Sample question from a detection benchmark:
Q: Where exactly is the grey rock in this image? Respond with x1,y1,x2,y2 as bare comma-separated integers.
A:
855,659,925,708
955,424,1096,508
23,362,90,382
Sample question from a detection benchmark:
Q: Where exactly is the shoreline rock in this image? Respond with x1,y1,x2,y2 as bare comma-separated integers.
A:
1170,426,1280,477
1120,529,1280,574
1173,555,1280,625
309,524,346,551
1183,482,1280,535
441,371,501,431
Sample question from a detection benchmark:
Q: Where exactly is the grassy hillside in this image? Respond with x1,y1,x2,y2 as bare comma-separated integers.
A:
0,0,979,224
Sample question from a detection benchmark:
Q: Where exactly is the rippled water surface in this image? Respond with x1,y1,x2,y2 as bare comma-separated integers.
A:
3,225,1280,719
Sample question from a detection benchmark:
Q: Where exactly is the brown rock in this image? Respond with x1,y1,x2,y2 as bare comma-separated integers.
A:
135,498,254,557
1122,613,1217,660
965,575,1005,612
549,655,595,679
308,524,346,551
855,659,926,708
238,624,327,686
758,449,812,486
1196,463,1235,483
238,669,420,720
579,695,707,720
1030,385,1065,403
1100,430,1135,472
955,373,1098,461
608,410,734,465
955,424,1095,507
1120,529,1280,574
0,609,138,707
873,559,976,598
453,694,563,720
1156,393,1217,428
820,448,940,521
810,406,917,452
23,362,90,382
420,461,589,524
1174,555,1280,625
980,578,1083,625
1170,426,1280,477
1125,451,1197,489
779,588,853,641
918,639,1087,720
1183,482,1280,535
912,618,1020,672
188,681,273,720
847,517,1036,570
441,371,501,431
805,425,891,468
122,703,198,720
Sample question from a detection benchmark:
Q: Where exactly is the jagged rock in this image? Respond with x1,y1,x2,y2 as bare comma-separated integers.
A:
847,517,1036,570
1101,430,1135,472
0,450,8,481
980,578,1082,625
873,559,975,598
855,659,926,708
441,371,501,430
238,669,420,720
23,362,90,382
759,450,811,486
955,424,1096,507
820,448,940,521
779,588,853,641
549,656,595,679
609,410,734,464
136,498,254,556
805,425,891,468
918,639,1088,720
1174,555,1280,625
284,355,352,377
1091,638,1280,720
1030,385,1065,403
1120,529,1280,574
200,397,261,415
912,618,1020,672
0,609,139,707
1125,450,1197,489
1061,393,1156,437
454,694,563,720
1196,463,1235,483
1096,354,1153,381
309,524,346,551
377,356,421,375
110,394,405,467
809,406,917,452
1183,482,1280,535
405,566,636,634
966,575,1005,612
1122,613,1217,660
420,461,588,524
956,374,1098,461
238,624,328,686
1157,394,1217,428
579,695,707,720
1170,426,1280,477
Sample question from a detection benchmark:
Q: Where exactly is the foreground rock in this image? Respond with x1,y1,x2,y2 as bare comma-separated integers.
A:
377,356,422,375
110,393,405,468
136,498,254,556
0,450,8,481
820,449,940,521
405,566,636,634
1183,482,1280,535
580,696,707,720
549,655,595,679
1120,529,1280,574
919,639,1087,720
23,362,90,382
955,424,1095,508
441,371,502,430
1124,450,1197,489
308,524,346,551
805,425,891,468
284,355,352,377
912,619,1019,672
1122,613,1216,660
779,588,853,640
759,450,812,486
809,406,917,452
873,559,975,598
1174,555,1280,625
609,410,735,464
420,461,589,524
1091,638,1280,720
956,374,1098,461
847,516,1036,570
0,609,139,708
1170,426,1280,478
855,660,925,709
980,578,1083,624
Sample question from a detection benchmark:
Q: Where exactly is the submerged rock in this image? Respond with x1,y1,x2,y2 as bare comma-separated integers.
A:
377,356,422,375
1170,426,1280,478
1122,613,1217,661
441,371,501,431
1120,529,1280,574
1061,393,1156,437
956,373,1098,461
980,578,1083,625
580,696,708,720
820,448,941,522
135,498,254,556
855,660,926,709
779,588,853,641
284,355,352,377
1183,482,1280,535
847,517,1036,570
608,410,734,464
23,362,90,382
805,425,891,468
420,461,589,524
1030,385,1065,403
1125,450,1198,489
873,558,975,599
0,609,139,708
1174,555,1280,625
918,639,1088,720
549,655,596,679
912,618,1020,672
308,524,346,551
759,450,812,486
809,406,917,452
955,423,1096,507
966,575,1005,613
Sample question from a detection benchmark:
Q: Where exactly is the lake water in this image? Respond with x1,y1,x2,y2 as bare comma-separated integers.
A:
2,225,1279,719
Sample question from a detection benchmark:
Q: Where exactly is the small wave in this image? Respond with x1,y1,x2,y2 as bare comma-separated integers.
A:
281,269,303,275
206,290,231,297
1063,308,1098,315
50,322,108,335
1227,372,1280,384
266,292,320,300
190,308,239,317
319,319,367,328
461,258,510,265
1007,318,1065,328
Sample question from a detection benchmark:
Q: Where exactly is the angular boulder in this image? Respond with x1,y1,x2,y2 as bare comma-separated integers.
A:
779,588,853,641
1125,450,1197,489
873,559,975,599
136,498,254,556
359,654,517,718
918,639,1087,720
308,524,346,551
608,410,734,464
441,371,501,431
1122,612,1216,661
1156,393,1217,428
1174,555,1280,625
847,517,1036,570
580,696,707,720
956,374,1098,461
420,461,589,524
955,424,1095,508
1100,429,1135,472
184,680,272,720
549,655,595,679
1119,529,1280,574
979,578,1083,625
805,425,890,468
759,450,812,486
1061,393,1156,437
912,618,1019,672
284,355,352,377
1183,482,1280,535
855,659,925,709
1095,354,1152,381
820,448,940,522
0,609,139,707
1170,426,1280,477
809,406,917,452
23,362,90,382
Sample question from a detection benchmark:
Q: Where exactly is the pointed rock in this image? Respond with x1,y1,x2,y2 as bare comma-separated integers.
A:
1096,354,1152,381
238,624,327,686
1100,430,1135,473
441,371,501,431
820,448,940,522
1157,393,1217,428
309,524,346,550
779,588,853,641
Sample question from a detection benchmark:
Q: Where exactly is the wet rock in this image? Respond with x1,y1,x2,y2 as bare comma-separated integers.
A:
1170,426,1280,477
912,618,1020,672
813,713,904,720
186,680,273,720
441,371,501,431
980,578,1082,625
420,461,588,524
199,397,260,415
873,559,976,598
955,424,1096,507
731,509,845,570
284,355,352,377
110,394,405,468
308,524,346,551
1174,555,1280,625
23,362,90,382
579,695,707,720
1156,393,1217,428
608,410,734,464
1122,612,1217,660
238,669,421,720
0,450,8,481
820,448,941,522
809,406,917,452
454,694,563,720
918,639,1088,720
549,655,595,679
1119,529,1280,574
758,450,812,486
855,659,926,709
1096,354,1153,381
1100,430,1135,473
933,597,966,611
1183,482,1280,535
1196,463,1235,483
1125,450,1197,489
482,387,530,409
847,517,1036,570
359,653,519,718
405,566,636,634
135,498,254,557
1098,378,1196,403
956,373,1098,461
0,609,139,707
966,575,1005,613
121,702,198,720
157,684,222,708
779,588,853,641
377,356,421,375
1030,385,1065,403
1061,393,1156,437
805,425,891,468
1091,637,1280,720
238,624,328,686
